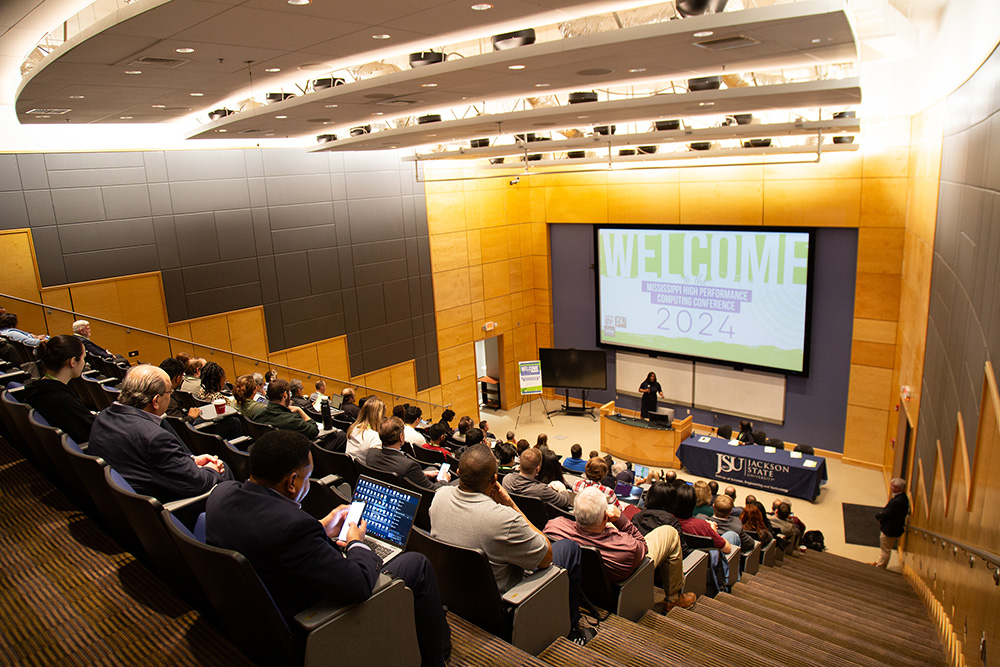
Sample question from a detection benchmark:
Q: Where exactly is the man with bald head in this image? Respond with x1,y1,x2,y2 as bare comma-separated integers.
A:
88,364,229,501
501,447,572,508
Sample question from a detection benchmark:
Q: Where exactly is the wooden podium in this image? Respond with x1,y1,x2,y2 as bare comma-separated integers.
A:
599,401,693,469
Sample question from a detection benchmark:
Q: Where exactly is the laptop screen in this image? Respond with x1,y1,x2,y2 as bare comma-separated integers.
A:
614,481,642,500
633,464,649,479
327,393,343,410
352,476,421,548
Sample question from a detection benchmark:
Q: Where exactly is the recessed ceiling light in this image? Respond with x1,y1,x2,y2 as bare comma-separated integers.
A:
287,0,310,5
421,83,438,88
217,129,227,132
578,115,588,119
535,83,549,87
275,115,287,119
69,95,85,99
120,116,132,119
175,47,195,53
325,104,338,108
323,121,334,125
428,134,437,137
125,70,142,75
265,67,281,72
508,64,525,70
372,34,391,40
36,115,50,119
190,92,204,97
151,104,166,108
471,2,493,9
373,112,384,115
698,102,714,107
693,31,713,37
629,68,646,73
811,38,822,43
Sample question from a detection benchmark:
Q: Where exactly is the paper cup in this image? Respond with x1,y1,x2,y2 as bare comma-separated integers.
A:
213,398,226,415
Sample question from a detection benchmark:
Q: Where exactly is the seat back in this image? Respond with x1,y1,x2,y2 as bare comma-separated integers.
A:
509,493,550,531
59,434,136,550
173,390,199,411
682,532,717,550
243,418,276,441
183,423,250,481
410,445,446,466
5,338,34,365
396,477,434,531
221,440,251,483
578,544,616,611
161,508,297,667
406,527,509,639
355,460,405,487
68,375,98,411
544,501,574,522
0,387,29,454
81,375,113,410
309,444,359,491
2,388,49,469
793,443,815,455
28,410,88,502
163,415,199,453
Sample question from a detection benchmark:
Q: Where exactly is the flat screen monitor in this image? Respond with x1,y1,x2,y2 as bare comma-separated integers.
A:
539,348,607,390
595,225,814,375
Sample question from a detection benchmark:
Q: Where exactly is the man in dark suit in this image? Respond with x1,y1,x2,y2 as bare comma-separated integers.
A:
72,319,115,361
206,430,450,666
88,364,229,501
366,416,451,490
340,387,360,420
874,477,909,568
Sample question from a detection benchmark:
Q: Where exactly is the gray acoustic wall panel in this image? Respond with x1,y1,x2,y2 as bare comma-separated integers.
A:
4,147,439,390
916,42,1000,478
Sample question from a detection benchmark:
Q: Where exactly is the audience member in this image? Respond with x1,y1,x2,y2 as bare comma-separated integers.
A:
256,379,319,440
340,387,360,420
744,494,772,531
707,480,719,500
309,379,327,404
535,433,548,449
673,483,737,592
367,416,450,490
773,497,807,534
502,448,571,508
0,312,48,347
463,427,485,447
71,320,114,361
161,358,242,440
692,481,714,518
572,458,623,510
424,423,453,456
546,487,695,611
287,379,312,410
403,405,427,447
452,416,472,445
193,362,237,408
436,409,455,435
234,374,266,420
588,450,599,460
346,396,385,460
724,486,742,518
664,470,678,483
516,439,530,459
493,441,517,474
874,477,909,568
505,431,516,446
478,420,495,440
429,445,589,644
180,358,206,394
537,450,568,490
769,501,802,550
563,444,587,474
739,504,773,548
88,364,228,500
206,429,451,666
250,373,267,402
717,424,733,440
711,495,755,552
736,419,754,445
632,482,688,556
22,335,93,444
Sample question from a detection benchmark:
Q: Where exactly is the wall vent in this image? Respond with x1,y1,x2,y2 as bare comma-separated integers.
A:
694,35,759,51
127,56,189,69
25,108,71,114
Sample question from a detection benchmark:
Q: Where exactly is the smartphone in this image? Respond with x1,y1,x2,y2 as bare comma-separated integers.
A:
337,500,365,542
436,462,451,481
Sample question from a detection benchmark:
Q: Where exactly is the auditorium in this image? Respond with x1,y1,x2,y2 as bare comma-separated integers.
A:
0,0,998,664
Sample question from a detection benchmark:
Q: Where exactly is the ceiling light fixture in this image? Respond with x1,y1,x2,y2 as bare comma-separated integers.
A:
471,2,493,9
151,104,166,108
276,115,287,119
218,129,227,132
69,95,85,99
693,31,714,37
124,70,141,75
190,92,204,96
629,68,646,73
508,64,525,70
535,83,550,87
373,112,384,115
265,67,281,72
287,0,310,5
175,47,195,53
120,116,132,119
372,34,391,40
325,104,339,108
36,115,50,119
421,83,438,87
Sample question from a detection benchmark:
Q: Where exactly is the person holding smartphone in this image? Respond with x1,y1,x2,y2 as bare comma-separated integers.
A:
365,416,453,490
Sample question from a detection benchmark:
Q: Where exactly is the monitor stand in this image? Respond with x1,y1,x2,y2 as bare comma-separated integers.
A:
546,388,597,421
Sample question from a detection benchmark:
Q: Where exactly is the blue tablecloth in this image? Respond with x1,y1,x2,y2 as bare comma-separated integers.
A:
676,435,828,501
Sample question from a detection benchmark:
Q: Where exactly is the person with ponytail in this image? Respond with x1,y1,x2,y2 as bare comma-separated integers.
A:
22,335,94,444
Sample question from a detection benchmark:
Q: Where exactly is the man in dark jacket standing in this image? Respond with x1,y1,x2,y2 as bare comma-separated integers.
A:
874,477,909,568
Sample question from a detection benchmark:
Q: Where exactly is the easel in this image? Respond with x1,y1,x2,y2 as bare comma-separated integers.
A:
515,392,552,429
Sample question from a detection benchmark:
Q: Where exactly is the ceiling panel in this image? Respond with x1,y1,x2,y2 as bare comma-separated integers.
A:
105,0,233,39
168,7,367,49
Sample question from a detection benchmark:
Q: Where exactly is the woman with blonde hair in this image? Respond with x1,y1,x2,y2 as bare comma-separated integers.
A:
693,480,714,518
346,395,385,461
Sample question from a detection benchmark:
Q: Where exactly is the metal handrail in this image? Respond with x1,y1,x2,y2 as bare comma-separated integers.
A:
0,292,449,411
906,524,1000,585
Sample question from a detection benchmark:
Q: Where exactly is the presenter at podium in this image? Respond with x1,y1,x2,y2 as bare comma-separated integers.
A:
638,372,664,420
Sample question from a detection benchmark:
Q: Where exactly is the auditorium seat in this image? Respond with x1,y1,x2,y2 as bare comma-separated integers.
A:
309,443,357,491
746,530,777,567
242,418,275,441
407,526,570,656
2,387,51,473
183,422,252,482
28,409,88,503
508,492,550,531
161,507,420,667
544,501,574,522
60,434,138,552
578,546,654,622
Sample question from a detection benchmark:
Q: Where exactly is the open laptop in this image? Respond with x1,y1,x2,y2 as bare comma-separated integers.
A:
614,481,643,504
633,464,649,479
348,475,421,565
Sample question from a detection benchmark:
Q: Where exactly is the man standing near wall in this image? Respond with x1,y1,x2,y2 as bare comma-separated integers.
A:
873,478,909,569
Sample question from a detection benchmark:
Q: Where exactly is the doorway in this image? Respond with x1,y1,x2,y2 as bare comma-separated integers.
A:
475,336,502,411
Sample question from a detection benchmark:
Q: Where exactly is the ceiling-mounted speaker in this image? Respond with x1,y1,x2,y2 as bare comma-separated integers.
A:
410,51,446,68
470,138,490,148
689,141,712,150
313,77,345,90
833,110,856,119
655,119,681,131
418,114,441,124
619,149,636,156
567,150,586,158
265,92,295,103
637,145,658,154
316,134,337,143
208,108,234,120
833,136,855,144
349,125,371,136
742,138,771,148
593,125,616,135
688,76,721,91
733,113,753,125
568,91,598,104
525,153,542,161
492,29,536,50
676,0,711,17
489,157,505,164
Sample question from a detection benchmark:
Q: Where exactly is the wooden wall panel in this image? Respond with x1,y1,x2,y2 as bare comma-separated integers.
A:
762,179,862,227
39,287,75,336
0,230,45,335
679,181,763,227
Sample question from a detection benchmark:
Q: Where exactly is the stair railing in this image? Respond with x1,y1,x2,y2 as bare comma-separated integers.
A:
906,525,1000,586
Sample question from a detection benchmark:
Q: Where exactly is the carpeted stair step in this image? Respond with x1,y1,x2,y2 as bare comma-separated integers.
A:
585,613,739,667
634,611,787,667
446,613,549,666
720,589,947,667
777,556,926,606
745,571,937,636
686,593,895,667
538,637,630,667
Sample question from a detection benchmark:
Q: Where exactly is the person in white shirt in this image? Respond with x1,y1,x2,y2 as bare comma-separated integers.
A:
403,405,428,447
309,379,327,404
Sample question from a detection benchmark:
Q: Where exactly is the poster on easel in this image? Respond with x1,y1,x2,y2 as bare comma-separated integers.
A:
519,361,542,395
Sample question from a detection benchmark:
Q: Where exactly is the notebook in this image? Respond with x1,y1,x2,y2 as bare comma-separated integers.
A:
348,475,421,565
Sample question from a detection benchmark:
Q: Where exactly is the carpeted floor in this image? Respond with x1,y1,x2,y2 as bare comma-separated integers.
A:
841,502,883,547
0,438,253,667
